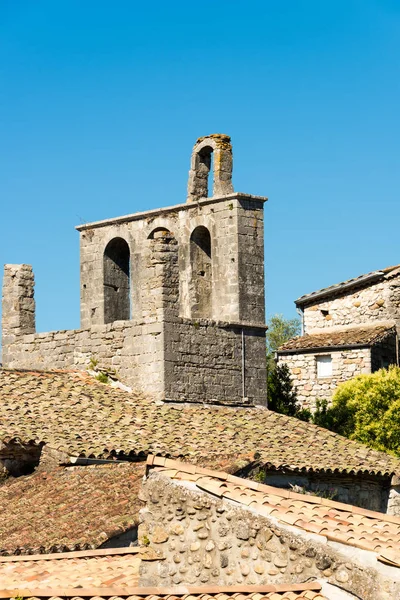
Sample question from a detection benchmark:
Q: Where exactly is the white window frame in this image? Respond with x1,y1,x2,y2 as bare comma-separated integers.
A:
316,355,332,378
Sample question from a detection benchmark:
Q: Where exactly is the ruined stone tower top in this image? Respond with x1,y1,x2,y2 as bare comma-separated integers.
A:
187,134,234,203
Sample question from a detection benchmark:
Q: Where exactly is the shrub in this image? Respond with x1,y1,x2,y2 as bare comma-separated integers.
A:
313,366,400,456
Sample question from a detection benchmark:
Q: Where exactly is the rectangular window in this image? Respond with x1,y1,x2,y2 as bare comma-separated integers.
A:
316,355,332,378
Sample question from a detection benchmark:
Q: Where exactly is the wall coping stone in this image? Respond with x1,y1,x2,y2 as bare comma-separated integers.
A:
75,193,268,231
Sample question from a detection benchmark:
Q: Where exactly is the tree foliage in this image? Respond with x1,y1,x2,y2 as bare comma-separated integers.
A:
266,314,301,374
265,314,308,420
313,366,400,457
267,363,298,415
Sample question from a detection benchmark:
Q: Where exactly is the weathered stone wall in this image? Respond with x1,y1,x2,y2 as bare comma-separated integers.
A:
78,195,265,330
1,264,35,355
164,320,267,405
250,469,389,513
237,199,265,324
278,348,371,409
2,320,165,398
302,276,400,332
138,473,400,600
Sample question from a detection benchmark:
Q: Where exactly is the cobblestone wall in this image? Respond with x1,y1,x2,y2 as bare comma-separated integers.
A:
138,472,398,600
302,276,400,331
278,348,371,409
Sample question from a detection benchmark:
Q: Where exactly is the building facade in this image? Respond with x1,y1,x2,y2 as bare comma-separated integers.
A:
1,134,268,405
277,266,400,409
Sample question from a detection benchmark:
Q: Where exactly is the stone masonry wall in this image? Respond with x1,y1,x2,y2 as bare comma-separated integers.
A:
302,276,400,332
278,348,371,410
78,195,266,330
2,320,165,398
237,199,265,324
164,320,267,405
1,264,35,350
138,473,400,600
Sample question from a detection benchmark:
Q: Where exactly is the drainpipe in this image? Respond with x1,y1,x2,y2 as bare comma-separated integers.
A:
296,306,304,335
241,328,246,400
396,330,399,367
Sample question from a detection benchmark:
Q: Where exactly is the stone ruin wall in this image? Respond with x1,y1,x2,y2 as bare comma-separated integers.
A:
302,275,400,333
278,347,371,410
138,472,400,600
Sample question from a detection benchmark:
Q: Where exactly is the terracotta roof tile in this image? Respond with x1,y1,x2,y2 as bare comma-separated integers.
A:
0,369,399,477
0,578,327,600
0,549,141,591
279,322,396,352
153,457,400,568
0,463,144,555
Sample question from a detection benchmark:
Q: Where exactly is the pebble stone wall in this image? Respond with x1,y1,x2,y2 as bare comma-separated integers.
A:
138,473,399,600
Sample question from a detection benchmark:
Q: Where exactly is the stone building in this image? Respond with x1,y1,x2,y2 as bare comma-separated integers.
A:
1,134,267,406
277,265,400,408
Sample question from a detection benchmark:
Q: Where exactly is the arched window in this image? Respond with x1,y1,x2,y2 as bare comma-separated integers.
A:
190,226,212,318
196,146,213,199
103,237,130,323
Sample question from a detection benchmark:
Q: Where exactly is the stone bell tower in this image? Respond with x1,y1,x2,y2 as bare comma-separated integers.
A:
2,134,268,406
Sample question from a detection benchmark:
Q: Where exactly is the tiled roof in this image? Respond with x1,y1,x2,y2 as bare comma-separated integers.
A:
0,463,144,555
0,547,141,592
278,322,396,353
149,456,400,569
1,369,400,477
296,264,400,306
9,589,327,600
0,557,326,600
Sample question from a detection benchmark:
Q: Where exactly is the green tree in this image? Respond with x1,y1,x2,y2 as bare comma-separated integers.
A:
265,314,309,420
313,366,400,456
266,314,301,374
268,362,299,416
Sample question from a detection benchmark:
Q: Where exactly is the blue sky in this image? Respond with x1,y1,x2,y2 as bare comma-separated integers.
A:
1,0,400,335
